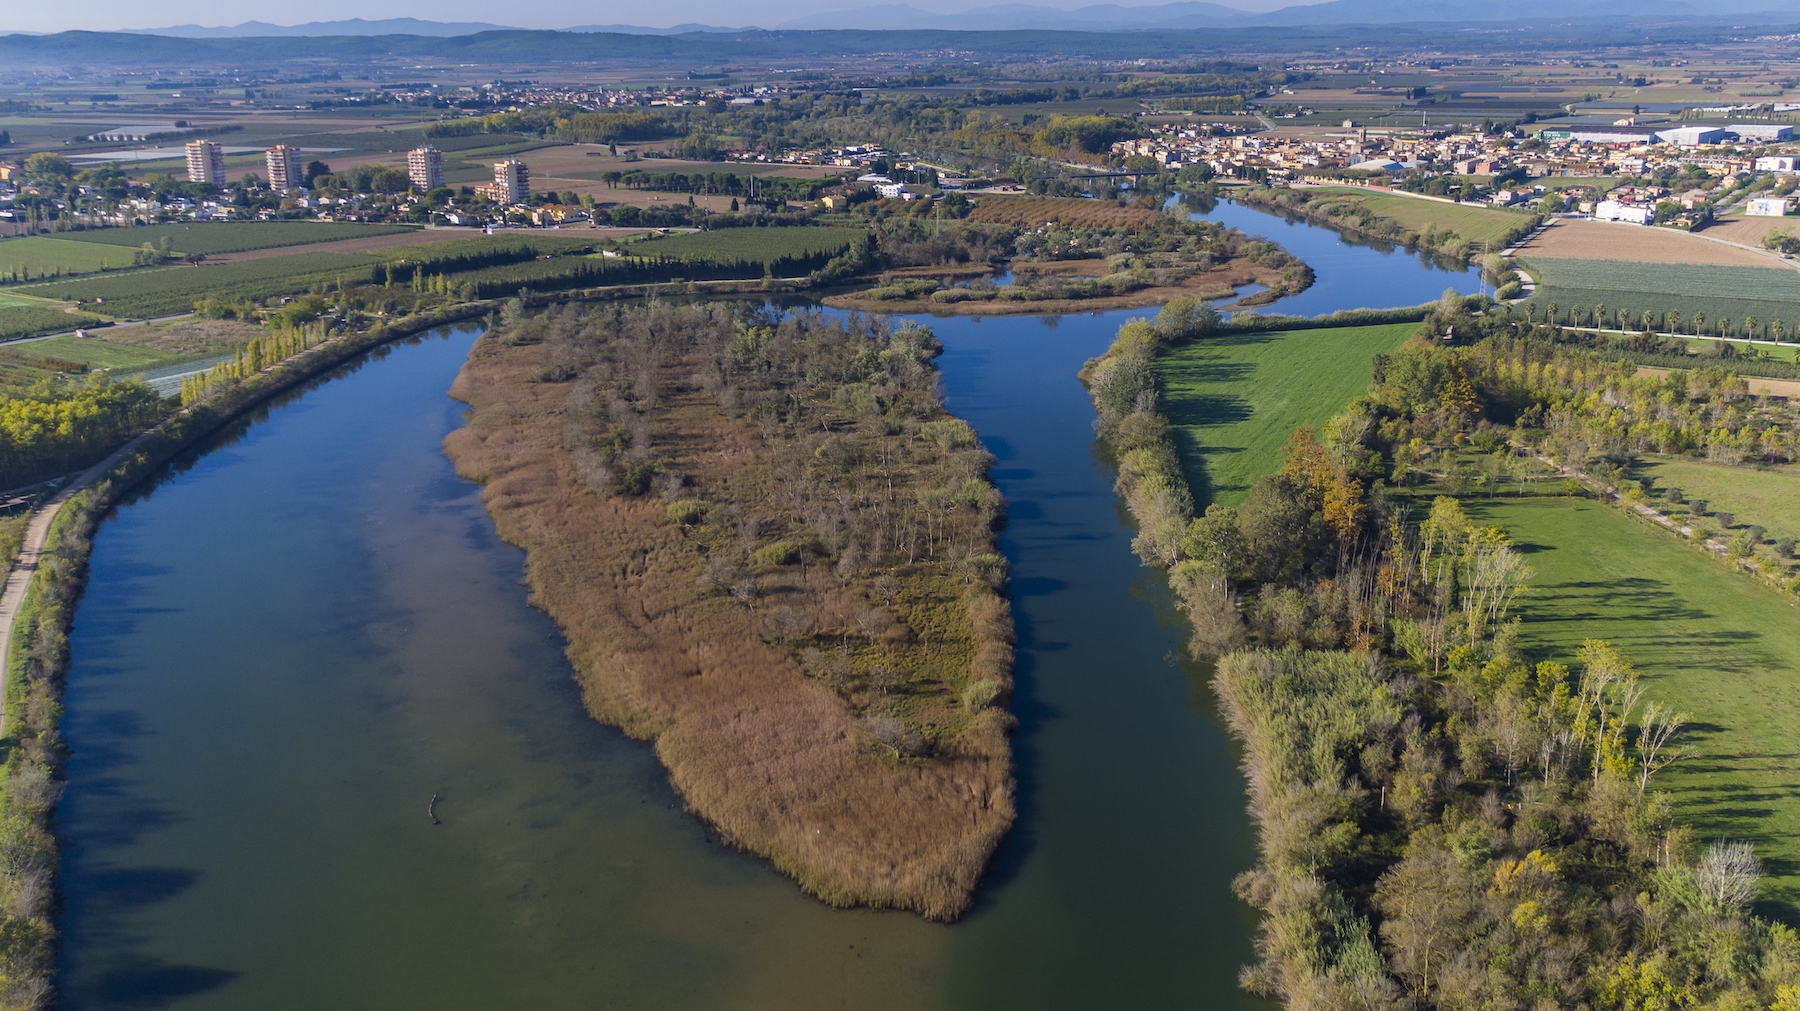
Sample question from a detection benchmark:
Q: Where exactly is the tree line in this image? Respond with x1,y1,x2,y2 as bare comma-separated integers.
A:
1085,295,1798,1011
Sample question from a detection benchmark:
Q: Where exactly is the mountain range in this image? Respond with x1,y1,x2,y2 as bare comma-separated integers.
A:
87,0,1800,37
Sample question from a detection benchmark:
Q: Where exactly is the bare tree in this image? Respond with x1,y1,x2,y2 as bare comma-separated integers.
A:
1694,841,1761,913
1636,701,1690,795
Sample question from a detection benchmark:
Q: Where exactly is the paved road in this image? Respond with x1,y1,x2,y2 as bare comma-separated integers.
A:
0,312,196,349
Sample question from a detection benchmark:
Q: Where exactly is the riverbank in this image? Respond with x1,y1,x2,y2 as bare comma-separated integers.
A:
442,303,1015,921
823,260,1306,316
1235,184,1539,263
0,304,489,1006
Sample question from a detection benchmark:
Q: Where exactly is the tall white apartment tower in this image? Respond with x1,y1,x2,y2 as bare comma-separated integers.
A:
265,144,303,192
408,146,445,191
186,139,226,185
493,158,529,203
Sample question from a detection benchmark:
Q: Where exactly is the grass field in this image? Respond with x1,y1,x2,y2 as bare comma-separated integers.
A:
54,222,419,256
5,333,183,371
623,226,863,263
1310,187,1534,246
0,235,146,279
1637,456,1800,544
1156,322,1420,505
18,254,365,319
1456,494,1800,919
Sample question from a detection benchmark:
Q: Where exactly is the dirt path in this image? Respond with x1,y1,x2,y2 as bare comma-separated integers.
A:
0,426,168,727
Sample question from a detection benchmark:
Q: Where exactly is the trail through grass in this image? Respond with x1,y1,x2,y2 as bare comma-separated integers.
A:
1156,322,1418,505
1460,494,1800,918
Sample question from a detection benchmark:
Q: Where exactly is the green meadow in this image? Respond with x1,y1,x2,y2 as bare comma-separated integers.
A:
1460,494,1800,918
0,235,144,279
1155,321,1419,505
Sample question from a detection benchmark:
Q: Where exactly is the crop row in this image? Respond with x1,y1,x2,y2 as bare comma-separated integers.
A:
55,221,420,256
1529,257,1800,303
626,226,862,263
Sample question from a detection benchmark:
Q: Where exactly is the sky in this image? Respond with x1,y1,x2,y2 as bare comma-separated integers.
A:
0,0,1310,35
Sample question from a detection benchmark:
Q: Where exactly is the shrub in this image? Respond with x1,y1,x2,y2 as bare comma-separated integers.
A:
1776,537,1795,558
1715,510,1736,529
1665,486,1684,504
665,499,707,525
615,461,657,496
961,679,1001,710
749,540,804,567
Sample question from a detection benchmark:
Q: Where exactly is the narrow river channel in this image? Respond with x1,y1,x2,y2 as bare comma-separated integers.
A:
54,201,1478,1009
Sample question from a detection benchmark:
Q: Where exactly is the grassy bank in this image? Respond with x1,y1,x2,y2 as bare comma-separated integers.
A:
1637,456,1800,545
1457,493,1800,917
443,302,1015,921
1157,321,1418,505
1239,185,1538,261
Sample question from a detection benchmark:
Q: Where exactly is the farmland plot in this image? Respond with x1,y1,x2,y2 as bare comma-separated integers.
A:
969,196,1161,228
55,222,419,256
624,227,863,264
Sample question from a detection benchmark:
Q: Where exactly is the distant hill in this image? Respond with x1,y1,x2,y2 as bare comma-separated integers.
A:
118,18,523,37
780,0,1800,28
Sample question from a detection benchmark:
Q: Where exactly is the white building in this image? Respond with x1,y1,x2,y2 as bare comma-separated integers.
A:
1746,197,1790,217
1595,200,1652,225
1731,123,1794,142
1754,156,1800,173
875,182,907,199
265,144,303,192
1655,126,1726,146
185,140,226,185
408,146,444,191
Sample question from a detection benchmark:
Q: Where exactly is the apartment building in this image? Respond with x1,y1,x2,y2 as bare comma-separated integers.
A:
185,140,226,185
480,158,529,204
266,144,304,192
408,146,445,191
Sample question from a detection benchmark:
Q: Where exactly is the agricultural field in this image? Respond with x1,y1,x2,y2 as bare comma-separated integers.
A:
1458,494,1800,918
1308,187,1534,247
0,235,146,280
1515,219,1780,266
622,227,863,263
1155,321,1419,505
55,222,420,256
0,332,182,371
1702,217,1800,247
18,254,366,319
968,196,1160,228
1529,257,1800,335
1635,456,1800,545
0,292,103,341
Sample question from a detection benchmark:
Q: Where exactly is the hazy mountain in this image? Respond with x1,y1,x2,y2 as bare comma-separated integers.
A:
120,18,520,37
779,0,1256,28
778,0,1799,28
563,22,758,33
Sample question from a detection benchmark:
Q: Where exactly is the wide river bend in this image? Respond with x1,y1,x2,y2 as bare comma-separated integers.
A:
55,201,1478,1009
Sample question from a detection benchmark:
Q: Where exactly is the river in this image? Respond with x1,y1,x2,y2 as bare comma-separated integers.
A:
53,202,1477,1009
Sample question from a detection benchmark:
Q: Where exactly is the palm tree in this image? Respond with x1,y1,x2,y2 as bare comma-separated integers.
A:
1772,319,1786,341
1692,311,1705,336
1548,301,1558,325
1745,315,1759,340
1642,310,1656,332
1594,302,1607,329
1666,309,1681,334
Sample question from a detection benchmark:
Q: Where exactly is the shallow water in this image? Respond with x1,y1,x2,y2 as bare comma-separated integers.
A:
55,200,1476,1009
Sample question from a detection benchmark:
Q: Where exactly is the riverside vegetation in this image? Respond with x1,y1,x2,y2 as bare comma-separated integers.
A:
442,300,1015,920
1086,296,1800,1011
824,195,1315,314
